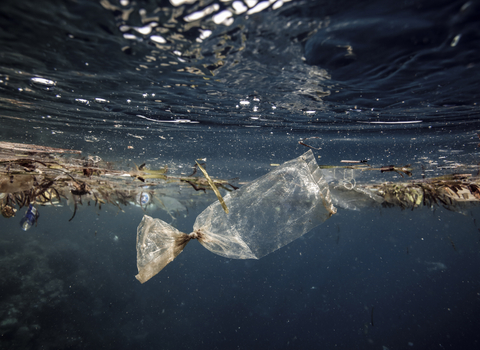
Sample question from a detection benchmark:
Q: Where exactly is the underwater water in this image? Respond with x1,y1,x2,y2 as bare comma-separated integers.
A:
1,0,480,349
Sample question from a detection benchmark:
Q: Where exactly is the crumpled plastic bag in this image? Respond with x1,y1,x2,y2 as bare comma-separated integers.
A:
135,150,336,283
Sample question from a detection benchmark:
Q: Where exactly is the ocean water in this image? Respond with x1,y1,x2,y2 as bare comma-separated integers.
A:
1,0,480,349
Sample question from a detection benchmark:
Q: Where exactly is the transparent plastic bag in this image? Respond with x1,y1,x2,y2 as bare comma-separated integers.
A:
135,150,336,283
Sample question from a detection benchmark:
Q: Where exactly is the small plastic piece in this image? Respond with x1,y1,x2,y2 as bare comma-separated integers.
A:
136,192,151,206
19,204,38,231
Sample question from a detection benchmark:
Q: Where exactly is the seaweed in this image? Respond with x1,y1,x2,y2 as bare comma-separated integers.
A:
2,142,480,224
0,142,236,222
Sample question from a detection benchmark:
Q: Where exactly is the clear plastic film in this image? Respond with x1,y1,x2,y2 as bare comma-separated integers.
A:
135,150,336,283
322,166,394,210
135,215,192,284
193,149,336,259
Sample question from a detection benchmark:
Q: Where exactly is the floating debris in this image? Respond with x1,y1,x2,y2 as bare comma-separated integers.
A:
135,150,335,283
0,142,237,222
1,142,479,228
195,160,228,214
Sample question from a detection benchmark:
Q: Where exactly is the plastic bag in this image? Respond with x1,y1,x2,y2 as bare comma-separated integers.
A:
135,150,336,283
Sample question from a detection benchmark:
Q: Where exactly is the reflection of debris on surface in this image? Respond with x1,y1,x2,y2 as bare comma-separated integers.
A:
0,142,236,222
0,141,82,155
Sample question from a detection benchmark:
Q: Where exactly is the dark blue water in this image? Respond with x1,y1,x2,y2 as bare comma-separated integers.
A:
1,0,480,349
